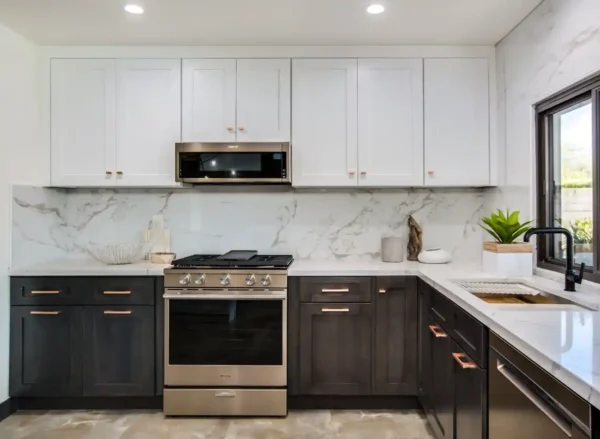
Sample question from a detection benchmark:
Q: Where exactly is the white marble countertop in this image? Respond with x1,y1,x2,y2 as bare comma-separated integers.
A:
10,257,600,410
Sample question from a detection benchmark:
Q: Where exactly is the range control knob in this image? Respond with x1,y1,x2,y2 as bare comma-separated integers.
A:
245,274,256,286
194,274,206,285
261,275,272,286
220,274,231,286
179,274,191,285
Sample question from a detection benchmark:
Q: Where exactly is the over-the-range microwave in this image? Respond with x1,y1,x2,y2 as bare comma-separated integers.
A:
175,142,291,184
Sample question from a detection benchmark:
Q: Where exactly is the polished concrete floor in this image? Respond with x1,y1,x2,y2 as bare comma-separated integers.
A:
0,410,435,438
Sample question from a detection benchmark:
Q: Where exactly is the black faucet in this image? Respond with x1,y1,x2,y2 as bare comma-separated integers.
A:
523,227,585,292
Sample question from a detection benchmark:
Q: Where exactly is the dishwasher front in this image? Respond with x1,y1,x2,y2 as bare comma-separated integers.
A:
489,333,591,439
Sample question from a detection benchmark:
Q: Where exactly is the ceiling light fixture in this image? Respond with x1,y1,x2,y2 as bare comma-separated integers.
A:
366,4,385,14
124,4,144,14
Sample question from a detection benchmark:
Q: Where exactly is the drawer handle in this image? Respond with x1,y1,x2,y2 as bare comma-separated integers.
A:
104,310,132,315
378,289,386,294
215,391,236,398
103,291,132,295
322,307,350,313
31,290,60,295
452,352,477,369
30,311,60,315
321,288,349,293
428,325,448,338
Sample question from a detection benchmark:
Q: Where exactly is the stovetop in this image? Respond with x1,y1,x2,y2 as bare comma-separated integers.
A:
170,253,294,269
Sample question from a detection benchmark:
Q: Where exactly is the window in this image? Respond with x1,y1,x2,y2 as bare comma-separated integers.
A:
536,74,600,282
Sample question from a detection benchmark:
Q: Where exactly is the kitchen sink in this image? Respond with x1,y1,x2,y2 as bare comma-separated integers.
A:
453,280,595,311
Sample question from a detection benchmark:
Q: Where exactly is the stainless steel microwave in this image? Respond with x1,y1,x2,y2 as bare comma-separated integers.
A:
175,143,290,184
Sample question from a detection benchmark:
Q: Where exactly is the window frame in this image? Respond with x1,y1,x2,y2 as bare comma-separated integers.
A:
535,74,600,283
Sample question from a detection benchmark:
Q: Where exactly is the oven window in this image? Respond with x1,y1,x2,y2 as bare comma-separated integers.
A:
169,300,283,366
179,152,286,179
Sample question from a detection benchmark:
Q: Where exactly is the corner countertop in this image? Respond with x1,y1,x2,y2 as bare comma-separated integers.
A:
10,257,600,410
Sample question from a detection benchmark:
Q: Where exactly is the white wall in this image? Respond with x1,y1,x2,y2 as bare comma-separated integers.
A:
491,0,600,220
0,25,39,403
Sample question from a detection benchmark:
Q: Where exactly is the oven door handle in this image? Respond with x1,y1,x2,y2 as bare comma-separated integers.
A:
163,291,286,300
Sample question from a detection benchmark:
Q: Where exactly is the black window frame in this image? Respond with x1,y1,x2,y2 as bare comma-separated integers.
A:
535,73,600,283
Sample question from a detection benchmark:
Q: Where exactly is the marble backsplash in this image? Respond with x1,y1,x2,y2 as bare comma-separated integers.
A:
11,185,487,268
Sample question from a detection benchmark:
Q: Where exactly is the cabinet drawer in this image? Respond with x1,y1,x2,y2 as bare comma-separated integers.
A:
299,277,372,303
11,277,80,305
429,285,454,329
453,307,487,368
89,278,155,305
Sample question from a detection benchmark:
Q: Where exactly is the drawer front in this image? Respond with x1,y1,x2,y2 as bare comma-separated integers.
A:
90,278,155,305
11,277,80,305
453,307,488,368
429,285,454,329
299,277,372,303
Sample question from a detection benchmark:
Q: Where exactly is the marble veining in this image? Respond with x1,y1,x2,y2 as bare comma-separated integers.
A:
0,410,435,439
11,185,486,268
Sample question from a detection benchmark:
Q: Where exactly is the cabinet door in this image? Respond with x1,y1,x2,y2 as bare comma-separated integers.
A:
182,59,236,142
10,306,83,397
418,281,432,408
51,59,116,186
115,59,181,187
82,306,155,396
452,341,486,439
424,58,490,187
358,59,424,187
374,277,418,395
428,313,455,439
237,59,290,142
292,59,358,187
299,303,371,395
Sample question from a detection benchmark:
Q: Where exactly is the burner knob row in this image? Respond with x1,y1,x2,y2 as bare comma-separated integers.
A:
179,274,207,286
178,274,191,285
261,275,271,286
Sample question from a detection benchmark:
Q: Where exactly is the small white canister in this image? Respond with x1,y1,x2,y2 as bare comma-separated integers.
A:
381,236,404,263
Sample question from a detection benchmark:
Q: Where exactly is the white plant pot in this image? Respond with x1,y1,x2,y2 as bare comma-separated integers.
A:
482,242,533,277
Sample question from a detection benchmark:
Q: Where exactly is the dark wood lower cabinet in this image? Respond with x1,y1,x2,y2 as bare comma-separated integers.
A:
299,303,372,395
10,306,83,397
374,277,418,395
82,306,155,396
429,313,455,439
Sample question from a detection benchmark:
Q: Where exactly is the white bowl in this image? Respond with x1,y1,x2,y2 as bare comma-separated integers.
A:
87,243,147,265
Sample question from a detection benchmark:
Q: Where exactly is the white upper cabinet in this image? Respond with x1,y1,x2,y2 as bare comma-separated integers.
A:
292,59,358,187
424,58,490,186
51,59,116,186
237,59,290,142
358,59,424,187
115,59,181,186
182,59,236,142
182,58,290,142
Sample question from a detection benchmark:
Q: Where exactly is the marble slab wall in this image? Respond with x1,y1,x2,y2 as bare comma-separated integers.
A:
490,0,600,218
11,185,487,268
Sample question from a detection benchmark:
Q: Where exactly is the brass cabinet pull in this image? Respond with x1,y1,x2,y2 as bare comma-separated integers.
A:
321,288,349,293
378,289,386,294
31,290,60,295
30,311,60,315
321,308,350,313
238,127,246,131
105,171,113,175
103,290,132,295
116,171,123,175
104,310,132,315
227,127,234,132
360,170,367,175
428,325,448,338
452,352,477,369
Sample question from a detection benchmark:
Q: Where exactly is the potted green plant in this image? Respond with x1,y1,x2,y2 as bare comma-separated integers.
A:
480,209,533,276
570,218,593,254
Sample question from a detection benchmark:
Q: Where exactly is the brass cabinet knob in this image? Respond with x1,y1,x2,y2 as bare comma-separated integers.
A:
105,171,113,175
348,169,356,175
116,171,123,175
238,127,246,131
428,170,434,175
227,127,234,132
360,170,367,175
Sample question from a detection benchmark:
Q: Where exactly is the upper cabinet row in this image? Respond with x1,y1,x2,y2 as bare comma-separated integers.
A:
50,57,492,188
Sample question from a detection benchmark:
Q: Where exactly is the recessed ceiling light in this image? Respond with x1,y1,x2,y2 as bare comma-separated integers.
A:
124,4,144,14
366,4,385,14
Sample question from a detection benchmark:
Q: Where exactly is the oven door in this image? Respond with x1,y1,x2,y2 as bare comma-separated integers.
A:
164,290,287,387
175,143,290,184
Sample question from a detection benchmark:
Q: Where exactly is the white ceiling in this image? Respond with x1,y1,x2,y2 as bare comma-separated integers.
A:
0,0,543,46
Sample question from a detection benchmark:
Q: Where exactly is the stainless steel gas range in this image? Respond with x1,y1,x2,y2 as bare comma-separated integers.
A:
162,251,293,417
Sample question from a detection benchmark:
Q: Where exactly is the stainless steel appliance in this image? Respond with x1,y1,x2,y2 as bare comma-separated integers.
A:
489,333,591,439
175,142,290,184
163,251,293,417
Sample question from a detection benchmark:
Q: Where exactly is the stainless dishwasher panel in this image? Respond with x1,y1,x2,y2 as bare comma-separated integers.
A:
489,333,591,439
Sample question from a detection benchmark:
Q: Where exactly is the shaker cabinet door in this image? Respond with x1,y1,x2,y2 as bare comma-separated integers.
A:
236,59,291,142
292,59,358,187
182,59,237,142
51,59,116,186
358,59,424,187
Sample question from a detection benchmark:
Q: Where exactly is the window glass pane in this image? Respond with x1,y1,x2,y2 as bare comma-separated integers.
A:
551,100,593,266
